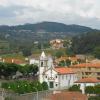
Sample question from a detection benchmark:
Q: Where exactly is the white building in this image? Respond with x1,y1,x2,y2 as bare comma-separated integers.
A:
29,58,39,65
39,51,77,89
74,77,100,94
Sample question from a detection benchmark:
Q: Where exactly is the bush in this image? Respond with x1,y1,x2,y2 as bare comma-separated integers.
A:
42,82,48,90
94,84,100,95
58,60,65,66
5,97,13,100
85,86,94,94
2,80,44,94
93,46,100,59
54,51,64,58
68,85,81,92
88,96,100,100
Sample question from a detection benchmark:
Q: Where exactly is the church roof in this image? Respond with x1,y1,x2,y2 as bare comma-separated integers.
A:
40,51,47,60
41,51,46,57
55,67,75,74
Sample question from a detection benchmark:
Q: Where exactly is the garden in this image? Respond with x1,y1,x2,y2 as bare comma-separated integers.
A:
1,80,48,94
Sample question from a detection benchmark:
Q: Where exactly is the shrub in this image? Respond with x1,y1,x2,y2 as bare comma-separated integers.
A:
42,82,48,90
68,85,81,92
85,86,94,94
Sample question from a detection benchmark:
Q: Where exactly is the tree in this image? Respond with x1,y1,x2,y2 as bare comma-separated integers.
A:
54,51,64,58
42,82,48,90
0,62,6,78
29,64,38,75
18,65,29,76
58,60,66,66
2,80,43,94
66,59,71,66
66,48,75,57
22,48,32,57
85,86,94,94
89,96,100,100
5,63,18,77
68,85,81,92
36,81,43,91
94,84,100,95
93,46,100,59
0,62,18,79
72,32,100,54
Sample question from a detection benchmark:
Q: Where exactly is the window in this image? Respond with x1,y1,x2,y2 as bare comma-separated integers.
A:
82,72,84,75
88,67,91,70
97,77,100,80
45,76,47,78
62,75,64,80
66,75,67,79
41,62,43,67
97,72,100,75
56,84,58,87
85,72,91,75
56,76,57,78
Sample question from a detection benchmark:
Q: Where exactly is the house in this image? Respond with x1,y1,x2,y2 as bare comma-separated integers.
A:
47,91,88,100
50,39,64,49
74,77,100,94
29,58,39,65
55,56,80,66
39,51,77,89
71,63,100,80
0,58,26,65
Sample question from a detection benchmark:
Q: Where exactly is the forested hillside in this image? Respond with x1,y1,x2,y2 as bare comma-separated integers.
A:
72,32,100,58
0,21,99,55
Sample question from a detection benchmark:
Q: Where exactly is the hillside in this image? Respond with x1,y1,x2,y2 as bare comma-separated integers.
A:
72,32,100,54
0,21,96,33
0,21,99,55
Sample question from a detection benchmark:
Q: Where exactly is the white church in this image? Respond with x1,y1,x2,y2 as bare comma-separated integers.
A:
39,51,78,89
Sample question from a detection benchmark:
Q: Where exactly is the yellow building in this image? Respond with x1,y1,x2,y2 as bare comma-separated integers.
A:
71,63,100,80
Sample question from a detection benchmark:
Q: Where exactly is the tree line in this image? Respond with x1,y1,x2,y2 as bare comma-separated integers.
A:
72,32,100,59
0,62,38,79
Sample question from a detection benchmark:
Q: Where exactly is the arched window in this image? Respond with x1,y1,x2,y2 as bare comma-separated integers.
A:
41,62,43,67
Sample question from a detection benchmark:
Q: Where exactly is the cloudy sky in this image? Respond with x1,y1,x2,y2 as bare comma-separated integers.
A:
0,0,100,29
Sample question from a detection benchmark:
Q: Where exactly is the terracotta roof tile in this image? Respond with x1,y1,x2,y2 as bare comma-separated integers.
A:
72,63,100,68
75,77,100,83
2,58,25,64
55,67,75,74
55,56,78,63
48,91,88,100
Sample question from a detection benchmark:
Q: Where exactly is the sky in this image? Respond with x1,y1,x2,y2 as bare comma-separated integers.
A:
0,0,100,29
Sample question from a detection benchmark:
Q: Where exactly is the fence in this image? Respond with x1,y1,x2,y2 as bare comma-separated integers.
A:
0,89,53,100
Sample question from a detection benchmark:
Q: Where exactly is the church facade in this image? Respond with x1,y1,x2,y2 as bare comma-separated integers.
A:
39,51,78,89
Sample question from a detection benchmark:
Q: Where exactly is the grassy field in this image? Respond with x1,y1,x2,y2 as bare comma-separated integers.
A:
0,48,66,59
32,48,66,56
1,53,25,60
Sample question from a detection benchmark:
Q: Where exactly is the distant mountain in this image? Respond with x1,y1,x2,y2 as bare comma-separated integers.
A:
0,21,98,33
0,21,99,54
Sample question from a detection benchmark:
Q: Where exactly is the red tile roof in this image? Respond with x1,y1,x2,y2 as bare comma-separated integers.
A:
48,91,88,100
55,56,78,62
55,67,75,74
72,63,100,68
75,77,100,83
2,58,25,65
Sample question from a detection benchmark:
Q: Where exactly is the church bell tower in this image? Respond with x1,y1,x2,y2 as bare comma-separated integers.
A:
39,51,48,83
